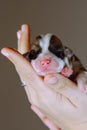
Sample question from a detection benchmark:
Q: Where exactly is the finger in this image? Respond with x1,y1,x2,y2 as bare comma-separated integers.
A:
1,47,28,65
1,47,44,89
0,47,34,79
44,73,81,104
44,73,76,87
31,105,61,130
17,24,31,54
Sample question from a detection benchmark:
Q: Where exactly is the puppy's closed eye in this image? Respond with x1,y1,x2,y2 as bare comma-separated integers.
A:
29,49,41,60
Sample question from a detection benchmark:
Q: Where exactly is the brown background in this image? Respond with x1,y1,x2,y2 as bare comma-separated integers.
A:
0,0,87,130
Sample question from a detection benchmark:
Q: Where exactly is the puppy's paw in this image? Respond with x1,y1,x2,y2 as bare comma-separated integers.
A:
61,67,73,77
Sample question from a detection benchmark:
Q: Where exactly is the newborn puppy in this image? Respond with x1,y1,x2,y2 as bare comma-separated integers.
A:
23,34,87,92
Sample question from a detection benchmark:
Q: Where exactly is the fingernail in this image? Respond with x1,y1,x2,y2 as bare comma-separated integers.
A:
1,49,9,57
21,25,26,32
17,32,21,39
48,76,58,84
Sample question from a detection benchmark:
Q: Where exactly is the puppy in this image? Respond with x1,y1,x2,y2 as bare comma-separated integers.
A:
23,34,87,92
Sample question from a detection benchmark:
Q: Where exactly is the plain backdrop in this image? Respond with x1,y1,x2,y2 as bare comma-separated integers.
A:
0,0,87,130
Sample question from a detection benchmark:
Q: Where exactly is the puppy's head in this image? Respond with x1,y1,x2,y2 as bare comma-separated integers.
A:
25,34,72,76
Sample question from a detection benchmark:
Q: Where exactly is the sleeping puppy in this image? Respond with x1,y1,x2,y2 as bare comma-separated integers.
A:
23,34,87,92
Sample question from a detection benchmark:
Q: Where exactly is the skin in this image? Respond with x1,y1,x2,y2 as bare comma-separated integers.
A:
1,24,87,130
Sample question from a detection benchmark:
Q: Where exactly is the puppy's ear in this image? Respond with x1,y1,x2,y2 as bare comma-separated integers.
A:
64,46,73,58
50,35,63,48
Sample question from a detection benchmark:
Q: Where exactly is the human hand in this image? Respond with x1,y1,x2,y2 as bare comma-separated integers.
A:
1,24,61,130
1,24,87,130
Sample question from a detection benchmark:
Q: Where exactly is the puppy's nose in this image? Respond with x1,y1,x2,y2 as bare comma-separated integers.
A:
40,59,51,67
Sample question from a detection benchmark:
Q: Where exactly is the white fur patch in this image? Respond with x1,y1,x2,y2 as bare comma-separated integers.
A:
64,57,72,68
39,34,52,53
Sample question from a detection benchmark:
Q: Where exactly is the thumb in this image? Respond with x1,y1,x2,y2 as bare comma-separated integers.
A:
44,73,80,103
1,47,27,65
1,47,34,80
44,73,76,89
